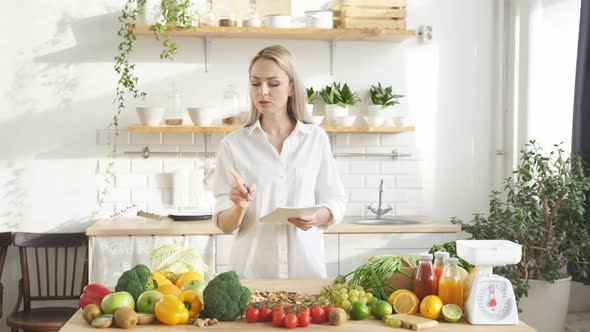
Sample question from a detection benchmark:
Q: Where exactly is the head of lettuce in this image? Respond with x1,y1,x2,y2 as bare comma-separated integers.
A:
150,244,209,284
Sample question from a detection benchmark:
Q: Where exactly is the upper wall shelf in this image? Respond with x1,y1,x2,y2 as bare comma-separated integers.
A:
131,25,416,42
128,125,415,134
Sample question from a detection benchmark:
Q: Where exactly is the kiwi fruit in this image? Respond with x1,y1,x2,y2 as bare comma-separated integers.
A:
83,304,102,324
329,308,348,326
91,314,113,328
136,313,156,325
114,307,138,329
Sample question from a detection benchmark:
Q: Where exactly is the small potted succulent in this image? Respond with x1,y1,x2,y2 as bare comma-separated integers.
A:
306,87,318,116
320,82,360,125
368,82,404,126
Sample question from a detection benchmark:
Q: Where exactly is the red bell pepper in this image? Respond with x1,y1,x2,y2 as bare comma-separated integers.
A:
80,283,112,309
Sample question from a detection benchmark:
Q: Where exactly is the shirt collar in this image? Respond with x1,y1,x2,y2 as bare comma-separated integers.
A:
247,119,312,136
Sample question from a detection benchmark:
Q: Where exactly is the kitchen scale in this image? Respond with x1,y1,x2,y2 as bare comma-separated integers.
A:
456,240,522,325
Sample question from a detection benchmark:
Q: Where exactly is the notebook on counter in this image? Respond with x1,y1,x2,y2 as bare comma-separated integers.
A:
259,206,322,223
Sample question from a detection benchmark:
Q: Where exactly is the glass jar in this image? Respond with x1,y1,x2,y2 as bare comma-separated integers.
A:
414,253,438,301
219,6,237,27
222,85,240,125
433,251,449,280
200,0,215,27
439,257,464,309
165,84,183,125
242,3,262,27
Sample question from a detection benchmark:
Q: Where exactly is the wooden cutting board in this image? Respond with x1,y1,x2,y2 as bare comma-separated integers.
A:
385,314,439,330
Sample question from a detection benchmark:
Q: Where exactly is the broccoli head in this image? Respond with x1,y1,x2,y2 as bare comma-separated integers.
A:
200,271,251,321
114,264,156,302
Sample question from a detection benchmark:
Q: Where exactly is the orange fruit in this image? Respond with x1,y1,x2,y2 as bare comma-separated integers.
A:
152,271,172,287
419,295,444,320
393,292,419,315
157,283,181,296
176,271,205,289
387,289,414,306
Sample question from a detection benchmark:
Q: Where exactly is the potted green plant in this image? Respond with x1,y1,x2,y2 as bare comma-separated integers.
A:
452,141,590,332
368,82,404,126
306,87,318,115
320,82,360,125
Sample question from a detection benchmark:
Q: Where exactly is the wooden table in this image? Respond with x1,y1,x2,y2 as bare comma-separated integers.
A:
60,279,536,332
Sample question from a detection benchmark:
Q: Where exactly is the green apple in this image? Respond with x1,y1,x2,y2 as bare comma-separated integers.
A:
181,279,207,302
136,290,163,314
101,291,135,314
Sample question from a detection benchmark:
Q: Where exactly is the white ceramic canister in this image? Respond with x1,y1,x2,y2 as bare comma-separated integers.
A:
264,14,292,28
304,10,333,29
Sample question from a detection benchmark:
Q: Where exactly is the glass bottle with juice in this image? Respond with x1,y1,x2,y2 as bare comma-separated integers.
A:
433,251,449,280
413,253,438,301
438,257,464,309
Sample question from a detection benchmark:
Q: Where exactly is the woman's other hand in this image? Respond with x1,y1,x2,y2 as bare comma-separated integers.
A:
230,168,256,209
287,216,316,231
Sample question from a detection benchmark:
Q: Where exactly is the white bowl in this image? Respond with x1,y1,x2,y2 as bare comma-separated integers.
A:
310,115,324,125
136,107,164,126
187,107,217,126
332,116,356,126
305,10,333,29
363,116,385,127
264,14,292,28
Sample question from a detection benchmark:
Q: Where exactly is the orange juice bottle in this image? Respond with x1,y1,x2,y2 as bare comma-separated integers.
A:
438,257,463,309
433,251,449,280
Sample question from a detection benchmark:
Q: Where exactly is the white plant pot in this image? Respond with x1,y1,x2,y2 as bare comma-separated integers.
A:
368,104,393,125
519,274,572,332
306,104,315,117
325,104,348,124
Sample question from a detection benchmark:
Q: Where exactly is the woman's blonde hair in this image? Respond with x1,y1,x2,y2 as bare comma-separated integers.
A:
245,45,311,126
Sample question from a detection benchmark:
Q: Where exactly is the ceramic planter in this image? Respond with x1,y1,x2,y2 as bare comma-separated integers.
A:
325,104,349,124
519,274,572,332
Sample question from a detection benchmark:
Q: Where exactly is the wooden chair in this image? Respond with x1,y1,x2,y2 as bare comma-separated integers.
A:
0,232,13,319
7,232,88,332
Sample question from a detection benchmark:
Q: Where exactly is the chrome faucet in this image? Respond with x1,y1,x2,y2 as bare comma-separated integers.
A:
367,179,392,219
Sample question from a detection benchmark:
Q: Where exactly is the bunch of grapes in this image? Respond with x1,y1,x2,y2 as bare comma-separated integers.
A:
318,283,377,310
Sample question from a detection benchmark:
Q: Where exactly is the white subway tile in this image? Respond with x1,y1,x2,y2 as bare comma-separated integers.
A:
348,134,379,146
97,159,130,174
366,175,395,189
335,160,350,174
131,159,163,173
395,203,425,215
381,160,420,174
405,190,424,204
342,175,365,188
130,132,162,145
345,203,365,216
163,133,193,145
208,133,225,146
115,174,148,189
101,188,131,203
350,161,380,174
396,175,423,189
349,189,379,202
194,134,205,145
97,130,129,145
334,134,349,147
381,190,408,202
380,132,414,146
149,173,172,188
131,189,163,204
163,159,197,172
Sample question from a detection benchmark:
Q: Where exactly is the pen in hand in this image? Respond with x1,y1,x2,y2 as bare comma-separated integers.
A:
240,170,252,199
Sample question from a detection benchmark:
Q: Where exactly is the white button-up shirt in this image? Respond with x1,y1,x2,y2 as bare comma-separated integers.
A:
212,120,346,279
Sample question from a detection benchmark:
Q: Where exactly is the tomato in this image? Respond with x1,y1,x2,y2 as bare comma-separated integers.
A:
246,307,260,323
323,305,335,322
310,306,325,324
284,313,298,329
297,310,311,327
272,305,284,312
272,309,286,327
259,306,273,322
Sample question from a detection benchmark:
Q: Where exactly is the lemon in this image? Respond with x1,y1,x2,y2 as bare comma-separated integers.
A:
419,295,444,320
441,304,463,323
387,289,414,306
392,292,419,315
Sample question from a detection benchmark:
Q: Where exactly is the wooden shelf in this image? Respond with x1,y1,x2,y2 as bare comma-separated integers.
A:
131,25,416,42
128,125,415,133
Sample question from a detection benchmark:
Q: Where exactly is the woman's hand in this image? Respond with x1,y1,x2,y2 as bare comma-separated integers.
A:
229,168,256,209
287,216,317,231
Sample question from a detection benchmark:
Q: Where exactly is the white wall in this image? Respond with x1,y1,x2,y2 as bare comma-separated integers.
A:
0,0,502,330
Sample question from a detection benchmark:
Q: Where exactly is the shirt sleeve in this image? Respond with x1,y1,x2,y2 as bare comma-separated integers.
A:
315,131,347,228
212,139,237,228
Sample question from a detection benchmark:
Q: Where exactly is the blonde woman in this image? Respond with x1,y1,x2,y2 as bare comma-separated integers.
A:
212,45,346,279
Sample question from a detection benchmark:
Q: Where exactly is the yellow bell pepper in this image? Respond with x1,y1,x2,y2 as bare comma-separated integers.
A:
178,290,202,318
176,271,205,289
152,271,172,287
154,294,189,325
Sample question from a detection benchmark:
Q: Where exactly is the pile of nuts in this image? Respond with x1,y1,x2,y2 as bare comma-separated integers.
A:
249,290,319,306
189,318,219,327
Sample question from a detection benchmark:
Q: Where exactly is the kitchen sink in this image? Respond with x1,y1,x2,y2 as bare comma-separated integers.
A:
347,215,433,225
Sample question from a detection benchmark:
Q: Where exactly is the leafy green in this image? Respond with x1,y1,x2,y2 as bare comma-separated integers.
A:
306,87,318,104
320,82,360,108
200,271,251,321
114,264,155,302
428,242,474,271
370,82,404,109
150,244,209,278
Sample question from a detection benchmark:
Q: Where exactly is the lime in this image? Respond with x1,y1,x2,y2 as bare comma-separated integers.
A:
371,300,393,320
441,304,463,323
348,301,370,320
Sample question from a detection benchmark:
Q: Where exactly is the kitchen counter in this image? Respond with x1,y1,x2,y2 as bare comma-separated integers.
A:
86,216,461,236
60,279,536,332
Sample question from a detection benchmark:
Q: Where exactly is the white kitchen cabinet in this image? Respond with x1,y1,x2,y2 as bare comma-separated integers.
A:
338,233,459,276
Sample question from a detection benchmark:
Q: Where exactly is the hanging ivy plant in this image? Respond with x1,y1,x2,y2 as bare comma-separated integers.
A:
153,0,198,60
